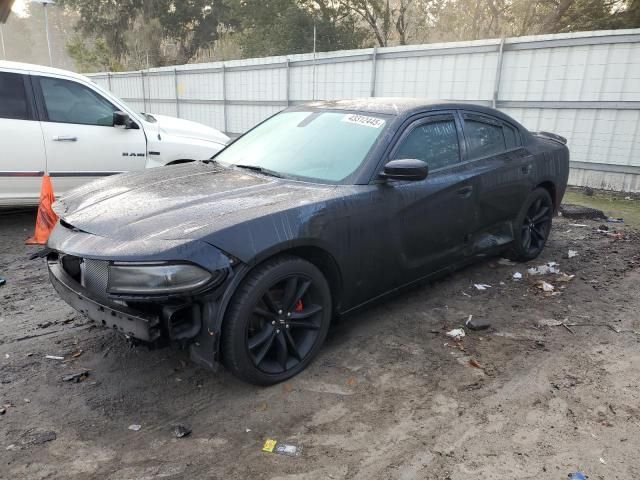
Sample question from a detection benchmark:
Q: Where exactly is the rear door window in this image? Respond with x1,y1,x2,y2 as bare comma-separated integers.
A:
0,72,30,120
394,118,461,171
463,118,506,158
503,124,520,149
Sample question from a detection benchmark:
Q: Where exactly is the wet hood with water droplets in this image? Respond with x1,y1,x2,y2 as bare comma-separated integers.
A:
53,162,340,244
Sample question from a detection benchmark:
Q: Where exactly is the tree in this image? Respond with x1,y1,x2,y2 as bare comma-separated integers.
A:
57,0,230,69
234,0,366,57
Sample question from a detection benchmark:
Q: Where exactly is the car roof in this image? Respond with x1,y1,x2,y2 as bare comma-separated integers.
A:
295,97,527,130
0,60,90,82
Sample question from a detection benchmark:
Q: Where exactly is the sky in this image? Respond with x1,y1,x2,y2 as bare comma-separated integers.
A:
12,0,28,17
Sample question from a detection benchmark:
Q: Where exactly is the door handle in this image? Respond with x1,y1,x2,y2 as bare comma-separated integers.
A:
53,135,78,142
457,185,473,198
521,164,533,175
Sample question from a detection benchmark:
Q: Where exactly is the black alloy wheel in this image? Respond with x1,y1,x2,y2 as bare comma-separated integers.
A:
222,256,331,385
510,188,554,261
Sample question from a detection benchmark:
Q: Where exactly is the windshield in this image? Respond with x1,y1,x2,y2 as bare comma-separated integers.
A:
215,110,389,183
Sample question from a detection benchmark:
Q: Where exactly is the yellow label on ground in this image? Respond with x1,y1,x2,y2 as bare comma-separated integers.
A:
262,439,277,452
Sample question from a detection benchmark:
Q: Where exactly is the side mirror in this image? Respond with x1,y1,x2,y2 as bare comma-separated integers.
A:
380,159,429,181
113,111,138,129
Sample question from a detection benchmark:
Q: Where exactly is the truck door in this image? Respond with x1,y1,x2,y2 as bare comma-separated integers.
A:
0,71,46,206
33,75,147,196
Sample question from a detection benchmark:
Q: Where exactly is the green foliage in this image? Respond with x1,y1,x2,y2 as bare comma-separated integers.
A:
235,0,366,57
66,36,123,72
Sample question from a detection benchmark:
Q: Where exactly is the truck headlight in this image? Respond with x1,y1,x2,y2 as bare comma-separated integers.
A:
107,262,222,295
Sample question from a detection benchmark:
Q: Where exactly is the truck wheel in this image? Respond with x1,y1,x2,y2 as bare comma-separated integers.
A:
509,188,553,262
221,256,331,385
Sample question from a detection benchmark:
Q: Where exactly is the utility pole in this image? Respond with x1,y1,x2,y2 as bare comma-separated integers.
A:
32,0,54,66
0,24,6,59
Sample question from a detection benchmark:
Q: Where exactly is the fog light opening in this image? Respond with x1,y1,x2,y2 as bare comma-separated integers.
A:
163,304,201,342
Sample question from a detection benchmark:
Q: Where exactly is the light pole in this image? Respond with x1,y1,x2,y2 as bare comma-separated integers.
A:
32,0,54,66
0,24,6,59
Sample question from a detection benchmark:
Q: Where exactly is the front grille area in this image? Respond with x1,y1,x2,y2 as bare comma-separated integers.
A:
81,259,110,295
61,255,109,297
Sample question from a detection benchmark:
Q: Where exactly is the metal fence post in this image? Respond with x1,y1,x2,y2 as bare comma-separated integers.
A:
222,63,228,134
370,47,378,97
141,71,147,112
286,59,291,107
492,37,505,108
107,72,112,92
173,68,180,118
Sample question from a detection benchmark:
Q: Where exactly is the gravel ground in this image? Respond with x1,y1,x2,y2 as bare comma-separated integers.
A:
1,209,640,480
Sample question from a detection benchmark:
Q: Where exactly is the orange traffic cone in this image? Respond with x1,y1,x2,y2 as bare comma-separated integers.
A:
26,175,59,245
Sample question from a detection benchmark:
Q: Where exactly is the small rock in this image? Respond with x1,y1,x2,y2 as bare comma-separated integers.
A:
62,371,90,383
174,425,192,438
0,407,5,415
466,317,491,331
128,424,142,431
20,430,57,446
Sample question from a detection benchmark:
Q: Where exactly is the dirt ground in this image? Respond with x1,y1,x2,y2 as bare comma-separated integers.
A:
1,208,640,480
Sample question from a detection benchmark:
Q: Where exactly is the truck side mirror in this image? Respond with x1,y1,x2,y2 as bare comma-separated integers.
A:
113,111,138,129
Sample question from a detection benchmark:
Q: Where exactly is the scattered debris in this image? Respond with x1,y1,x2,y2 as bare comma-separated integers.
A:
465,315,490,331
128,424,142,431
20,430,57,446
537,319,564,327
62,370,90,383
568,472,587,480
262,439,302,457
597,224,609,232
37,321,53,329
528,262,560,275
512,272,522,280
446,328,465,340
560,204,605,220
0,276,5,287
245,428,252,433
607,217,624,223
173,425,192,438
24,398,30,403
473,283,491,290
45,355,64,360
599,457,607,465
468,358,483,369
497,258,515,266
71,350,83,358
568,223,588,227
536,281,555,292
556,273,575,283
461,291,471,297
0,407,5,415
568,249,578,258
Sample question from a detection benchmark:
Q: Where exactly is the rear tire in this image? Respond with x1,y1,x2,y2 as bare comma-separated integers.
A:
221,256,331,385
508,188,553,262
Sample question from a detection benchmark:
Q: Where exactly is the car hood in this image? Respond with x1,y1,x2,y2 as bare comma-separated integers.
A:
53,163,339,244
147,114,230,145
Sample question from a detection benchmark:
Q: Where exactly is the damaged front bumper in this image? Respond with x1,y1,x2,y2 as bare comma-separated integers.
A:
48,259,162,342
45,222,242,369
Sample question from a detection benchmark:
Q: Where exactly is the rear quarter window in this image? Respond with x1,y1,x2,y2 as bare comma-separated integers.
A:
0,72,29,120
464,119,506,158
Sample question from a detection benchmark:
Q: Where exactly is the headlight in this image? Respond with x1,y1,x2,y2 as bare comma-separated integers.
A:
107,263,223,295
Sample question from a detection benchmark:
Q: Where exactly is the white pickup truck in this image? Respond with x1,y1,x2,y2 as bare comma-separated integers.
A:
0,61,230,206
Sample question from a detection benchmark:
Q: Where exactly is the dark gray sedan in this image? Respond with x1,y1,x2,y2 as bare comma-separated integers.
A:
46,99,569,385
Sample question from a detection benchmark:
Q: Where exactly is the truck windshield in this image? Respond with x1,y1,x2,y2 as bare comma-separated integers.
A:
215,110,389,183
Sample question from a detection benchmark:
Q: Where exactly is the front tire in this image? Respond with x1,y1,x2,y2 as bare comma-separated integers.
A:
221,256,332,385
509,188,553,262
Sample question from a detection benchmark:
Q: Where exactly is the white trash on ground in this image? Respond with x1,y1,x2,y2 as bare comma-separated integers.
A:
473,284,491,290
446,328,466,340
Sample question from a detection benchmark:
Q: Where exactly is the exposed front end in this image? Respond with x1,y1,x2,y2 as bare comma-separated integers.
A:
45,221,239,369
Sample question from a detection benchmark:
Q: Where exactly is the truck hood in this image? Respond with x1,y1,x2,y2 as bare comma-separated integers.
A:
53,162,338,244
147,114,230,145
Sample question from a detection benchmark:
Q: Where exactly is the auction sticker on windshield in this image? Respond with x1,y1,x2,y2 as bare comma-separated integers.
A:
342,114,385,128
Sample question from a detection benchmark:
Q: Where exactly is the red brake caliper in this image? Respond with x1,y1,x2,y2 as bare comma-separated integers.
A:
294,299,304,312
